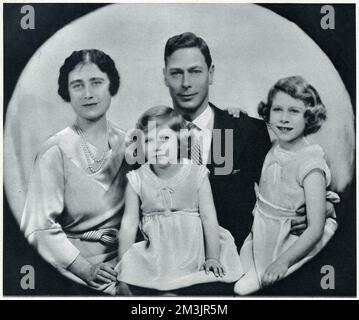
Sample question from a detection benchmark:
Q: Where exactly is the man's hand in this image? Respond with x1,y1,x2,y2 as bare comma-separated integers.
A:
225,107,247,118
325,200,336,219
290,214,307,236
291,200,336,236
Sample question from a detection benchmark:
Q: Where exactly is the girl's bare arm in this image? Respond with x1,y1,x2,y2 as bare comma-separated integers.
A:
275,169,327,267
118,184,140,260
198,176,221,261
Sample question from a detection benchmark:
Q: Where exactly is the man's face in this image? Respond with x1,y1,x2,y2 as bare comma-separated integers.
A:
163,48,214,120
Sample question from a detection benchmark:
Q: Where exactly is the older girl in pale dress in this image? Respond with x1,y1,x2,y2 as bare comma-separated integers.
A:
21,49,129,291
235,76,339,295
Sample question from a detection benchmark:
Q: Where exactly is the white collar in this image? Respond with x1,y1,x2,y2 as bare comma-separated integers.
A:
192,105,214,131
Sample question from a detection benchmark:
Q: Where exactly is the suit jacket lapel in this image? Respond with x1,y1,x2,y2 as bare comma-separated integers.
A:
208,102,244,176
208,103,230,175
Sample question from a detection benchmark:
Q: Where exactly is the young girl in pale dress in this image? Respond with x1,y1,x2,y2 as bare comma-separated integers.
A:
234,76,339,295
115,106,241,292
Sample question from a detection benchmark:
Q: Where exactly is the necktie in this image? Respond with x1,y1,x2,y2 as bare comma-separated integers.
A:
187,122,203,165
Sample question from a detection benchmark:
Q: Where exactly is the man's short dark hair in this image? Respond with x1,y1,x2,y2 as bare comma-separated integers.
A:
58,49,120,102
164,32,212,69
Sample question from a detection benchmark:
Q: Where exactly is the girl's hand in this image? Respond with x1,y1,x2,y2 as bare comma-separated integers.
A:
225,107,247,118
201,258,226,278
261,260,289,287
85,262,118,287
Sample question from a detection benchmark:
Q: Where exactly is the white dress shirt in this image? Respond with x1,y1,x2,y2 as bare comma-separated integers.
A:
190,105,214,165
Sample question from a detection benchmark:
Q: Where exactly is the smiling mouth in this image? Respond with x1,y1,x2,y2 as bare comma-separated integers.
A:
156,152,168,158
82,103,98,107
179,93,197,99
277,126,293,133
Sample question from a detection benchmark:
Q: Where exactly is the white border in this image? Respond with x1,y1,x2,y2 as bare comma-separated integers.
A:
1,0,357,301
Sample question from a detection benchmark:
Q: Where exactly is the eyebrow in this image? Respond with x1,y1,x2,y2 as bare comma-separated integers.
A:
69,77,105,86
69,79,82,86
168,65,203,71
272,104,304,109
89,77,105,81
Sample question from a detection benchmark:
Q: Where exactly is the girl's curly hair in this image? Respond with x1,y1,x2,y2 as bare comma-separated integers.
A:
258,76,326,135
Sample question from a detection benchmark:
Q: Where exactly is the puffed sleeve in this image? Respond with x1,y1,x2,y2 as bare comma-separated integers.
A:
297,147,331,187
197,164,210,189
20,145,80,269
126,170,141,195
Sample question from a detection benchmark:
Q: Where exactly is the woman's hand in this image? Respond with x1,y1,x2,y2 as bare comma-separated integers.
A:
201,258,226,278
261,260,289,287
225,107,247,118
85,262,118,287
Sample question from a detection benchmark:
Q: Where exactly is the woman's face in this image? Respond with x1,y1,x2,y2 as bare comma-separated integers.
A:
68,62,112,123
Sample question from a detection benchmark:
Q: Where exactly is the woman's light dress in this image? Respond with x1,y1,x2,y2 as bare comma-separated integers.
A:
21,122,129,287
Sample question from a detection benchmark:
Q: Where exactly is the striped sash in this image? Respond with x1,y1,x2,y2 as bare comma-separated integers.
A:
68,228,119,246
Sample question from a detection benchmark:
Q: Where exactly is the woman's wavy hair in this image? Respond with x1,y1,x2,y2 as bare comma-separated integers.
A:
58,49,120,102
258,76,327,135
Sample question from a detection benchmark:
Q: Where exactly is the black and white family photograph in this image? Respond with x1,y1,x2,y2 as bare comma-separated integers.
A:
2,2,356,298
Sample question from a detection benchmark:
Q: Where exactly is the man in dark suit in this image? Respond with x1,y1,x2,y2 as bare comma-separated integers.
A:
162,32,314,296
163,32,272,249
207,103,271,248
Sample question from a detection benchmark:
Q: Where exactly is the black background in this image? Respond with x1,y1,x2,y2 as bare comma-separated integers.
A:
3,3,356,297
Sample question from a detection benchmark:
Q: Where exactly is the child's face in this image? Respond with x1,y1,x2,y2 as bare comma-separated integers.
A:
269,91,306,147
145,124,179,166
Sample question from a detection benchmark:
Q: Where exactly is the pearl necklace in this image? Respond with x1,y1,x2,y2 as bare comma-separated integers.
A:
75,121,110,174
